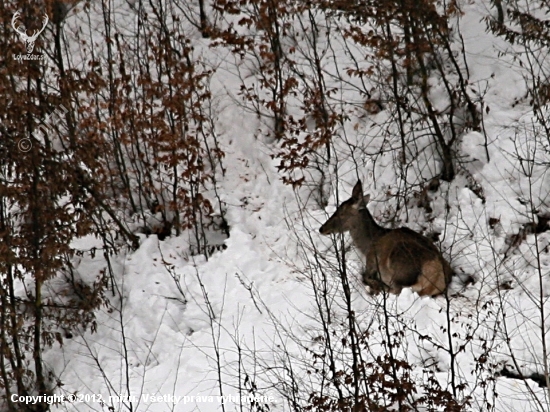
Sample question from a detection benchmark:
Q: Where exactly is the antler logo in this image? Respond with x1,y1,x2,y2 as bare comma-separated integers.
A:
12,11,49,54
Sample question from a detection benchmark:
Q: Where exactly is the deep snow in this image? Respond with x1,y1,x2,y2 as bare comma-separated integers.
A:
37,0,550,411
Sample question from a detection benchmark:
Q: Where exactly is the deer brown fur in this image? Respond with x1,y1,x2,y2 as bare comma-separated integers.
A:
319,180,452,296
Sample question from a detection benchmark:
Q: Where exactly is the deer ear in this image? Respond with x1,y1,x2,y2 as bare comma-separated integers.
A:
351,180,363,200
352,193,370,209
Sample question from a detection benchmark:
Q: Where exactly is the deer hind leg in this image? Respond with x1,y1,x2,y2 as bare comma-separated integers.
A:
411,259,448,296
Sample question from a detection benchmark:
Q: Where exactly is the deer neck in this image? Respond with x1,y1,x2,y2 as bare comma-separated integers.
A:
349,208,388,251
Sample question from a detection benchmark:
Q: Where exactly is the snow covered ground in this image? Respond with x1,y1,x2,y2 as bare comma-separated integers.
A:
39,0,550,411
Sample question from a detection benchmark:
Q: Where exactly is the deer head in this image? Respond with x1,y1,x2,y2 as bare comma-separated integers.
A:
12,11,49,54
319,181,372,235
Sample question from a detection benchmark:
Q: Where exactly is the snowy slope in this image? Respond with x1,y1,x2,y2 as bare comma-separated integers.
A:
42,1,550,411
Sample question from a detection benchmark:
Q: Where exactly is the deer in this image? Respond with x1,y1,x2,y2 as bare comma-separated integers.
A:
12,11,49,54
319,180,452,297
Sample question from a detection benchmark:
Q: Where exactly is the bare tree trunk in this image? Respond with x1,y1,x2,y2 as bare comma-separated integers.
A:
198,0,210,37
